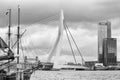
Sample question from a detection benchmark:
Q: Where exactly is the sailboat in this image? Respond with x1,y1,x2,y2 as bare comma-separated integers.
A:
0,6,34,80
0,9,15,80
0,36,15,80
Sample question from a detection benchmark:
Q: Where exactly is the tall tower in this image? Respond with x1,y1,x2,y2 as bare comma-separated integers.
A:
98,21,111,63
47,10,64,68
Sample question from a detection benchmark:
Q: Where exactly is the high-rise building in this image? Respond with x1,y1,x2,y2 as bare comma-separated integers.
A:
103,38,117,66
98,21,111,63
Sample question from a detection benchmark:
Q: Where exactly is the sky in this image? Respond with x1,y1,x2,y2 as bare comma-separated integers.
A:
0,0,120,64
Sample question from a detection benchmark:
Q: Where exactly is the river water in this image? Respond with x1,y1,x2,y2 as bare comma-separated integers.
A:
30,70,120,80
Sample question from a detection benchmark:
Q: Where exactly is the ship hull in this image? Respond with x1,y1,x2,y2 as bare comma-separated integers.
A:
0,69,33,80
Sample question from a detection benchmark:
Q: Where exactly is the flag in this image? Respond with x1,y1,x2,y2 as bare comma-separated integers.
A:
0,37,8,48
6,12,8,15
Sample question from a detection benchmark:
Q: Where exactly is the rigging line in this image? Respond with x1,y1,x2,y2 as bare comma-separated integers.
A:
20,38,25,60
26,40,33,58
64,23,85,65
34,48,39,57
63,22,77,64
24,43,30,58
31,42,38,56
25,35,34,58
0,59,13,67
29,42,35,57
5,35,8,46
23,44,29,57
0,62,15,70
10,32,14,49
11,29,26,49
31,42,38,58
10,36,13,48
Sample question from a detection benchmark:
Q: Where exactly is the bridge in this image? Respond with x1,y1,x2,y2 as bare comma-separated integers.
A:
16,10,85,70
0,10,86,71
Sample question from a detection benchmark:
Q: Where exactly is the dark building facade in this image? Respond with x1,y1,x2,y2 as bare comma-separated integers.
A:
98,21,111,63
103,38,117,66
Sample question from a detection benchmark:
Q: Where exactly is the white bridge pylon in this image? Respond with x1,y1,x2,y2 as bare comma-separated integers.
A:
47,10,64,68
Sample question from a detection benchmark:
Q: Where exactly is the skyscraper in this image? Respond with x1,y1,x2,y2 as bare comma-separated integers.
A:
103,38,117,66
98,21,111,63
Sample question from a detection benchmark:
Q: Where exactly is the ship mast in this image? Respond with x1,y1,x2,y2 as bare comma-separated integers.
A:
8,9,11,50
17,5,20,68
7,9,11,73
16,5,20,80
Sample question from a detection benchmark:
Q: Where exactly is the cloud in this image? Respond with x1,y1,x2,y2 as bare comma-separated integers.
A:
63,0,120,22
0,17,120,63
110,18,120,30
0,0,120,27
0,0,120,64
0,22,98,63
19,18,120,62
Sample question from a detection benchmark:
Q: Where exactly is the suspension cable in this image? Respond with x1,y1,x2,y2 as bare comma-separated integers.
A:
64,23,85,65
27,13,59,26
63,22,77,64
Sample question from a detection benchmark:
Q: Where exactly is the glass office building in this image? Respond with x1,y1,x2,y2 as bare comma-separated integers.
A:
103,38,117,66
98,21,111,63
